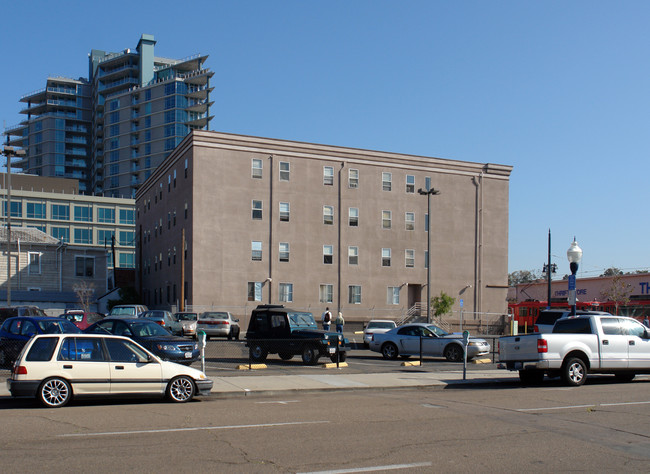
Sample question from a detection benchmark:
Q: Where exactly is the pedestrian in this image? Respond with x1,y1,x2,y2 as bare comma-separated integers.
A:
335,311,345,334
321,307,332,331
644,316,650,328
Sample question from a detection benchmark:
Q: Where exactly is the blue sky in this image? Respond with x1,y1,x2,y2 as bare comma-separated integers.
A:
1,0,648,278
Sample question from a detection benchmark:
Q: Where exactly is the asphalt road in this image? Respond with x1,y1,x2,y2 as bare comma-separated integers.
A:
1,377,649,472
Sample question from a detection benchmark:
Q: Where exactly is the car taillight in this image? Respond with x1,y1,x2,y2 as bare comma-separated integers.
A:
537,339,548,353
14,366,27,375
534,325,539,332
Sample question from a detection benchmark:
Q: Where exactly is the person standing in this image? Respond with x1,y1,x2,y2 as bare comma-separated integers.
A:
335,311,345,334
322,307,332,330
644,316,650,328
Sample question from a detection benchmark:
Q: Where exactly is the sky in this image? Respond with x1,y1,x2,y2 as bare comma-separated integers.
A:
1,0,648,279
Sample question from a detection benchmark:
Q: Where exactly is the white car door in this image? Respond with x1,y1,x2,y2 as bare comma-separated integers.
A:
58,337,111,395
104,338,164,394
622,319,650,370
598,317,629,369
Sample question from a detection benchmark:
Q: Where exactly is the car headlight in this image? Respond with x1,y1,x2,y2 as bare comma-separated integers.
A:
156,344,177,351
468,342,481,347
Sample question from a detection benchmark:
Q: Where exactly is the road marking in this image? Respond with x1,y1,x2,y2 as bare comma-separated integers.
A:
255,400,299,404
517,400,650,412
298,461,432,473
421,403,444,408
57,421,329,438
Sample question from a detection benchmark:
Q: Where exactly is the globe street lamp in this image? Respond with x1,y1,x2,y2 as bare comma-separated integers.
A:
418,187,440,323
566,238,583,316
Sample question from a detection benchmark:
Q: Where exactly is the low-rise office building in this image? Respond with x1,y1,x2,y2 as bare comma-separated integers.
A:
136,130,512,322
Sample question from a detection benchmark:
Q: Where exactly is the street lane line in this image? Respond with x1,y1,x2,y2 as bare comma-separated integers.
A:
600,401,650,407
517,400,650,412
255,400,299,404
298,461,432,473
58,420,329,438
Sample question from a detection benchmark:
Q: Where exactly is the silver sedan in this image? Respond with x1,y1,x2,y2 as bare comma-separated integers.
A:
369,323,490,362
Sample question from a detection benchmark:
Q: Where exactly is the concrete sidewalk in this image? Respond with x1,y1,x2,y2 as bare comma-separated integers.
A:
1,370,520,399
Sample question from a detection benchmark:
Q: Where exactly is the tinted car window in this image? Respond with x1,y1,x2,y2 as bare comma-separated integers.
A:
600,318,623,335
37,320,80,334
553,318,593,334
59,337,105,361
26,337,58,361
129,321,171,337
21,320,38,336
105,338,148,362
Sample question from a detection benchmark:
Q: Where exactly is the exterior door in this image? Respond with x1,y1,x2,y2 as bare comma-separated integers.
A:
58,337,111,395
104,338,163,394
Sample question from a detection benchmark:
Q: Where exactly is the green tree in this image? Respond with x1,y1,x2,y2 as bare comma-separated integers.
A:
601,267,623,277
431,291,455,318
508,270,540,286
600,275,632,315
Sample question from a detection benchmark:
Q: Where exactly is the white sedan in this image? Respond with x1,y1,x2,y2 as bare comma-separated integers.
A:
7,333,213,407
369,323,491,362
363,320,397,347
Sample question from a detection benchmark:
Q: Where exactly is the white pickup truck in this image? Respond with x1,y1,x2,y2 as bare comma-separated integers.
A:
498,314,650,386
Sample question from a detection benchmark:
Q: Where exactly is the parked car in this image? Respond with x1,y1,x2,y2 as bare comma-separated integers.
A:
533,309,609,333
171,312,199,338
139,310,176,330
0,306,47,323
59,311,104,330
197,311,240,340
246,304,348,365
363,320,397,347
0,317,81,368
108,304,149,319
369,323,491,362
6,333,213,407
84,318,200,365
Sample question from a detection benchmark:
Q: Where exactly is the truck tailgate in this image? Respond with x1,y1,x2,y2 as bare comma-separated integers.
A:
499,334,543,362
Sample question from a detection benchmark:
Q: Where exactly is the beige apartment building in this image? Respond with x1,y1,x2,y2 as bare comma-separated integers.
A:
136,130,512,322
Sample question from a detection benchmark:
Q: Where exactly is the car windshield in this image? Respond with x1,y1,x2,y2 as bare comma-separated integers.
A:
367,321,395,330
110,307,136,316
425,324,449,337
287,312,317,328
37,320,82,334
127,321,172,337
176,313,198,321
201,312,228,320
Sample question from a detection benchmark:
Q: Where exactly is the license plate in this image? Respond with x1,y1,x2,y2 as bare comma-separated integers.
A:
328,347,336,354
184,352,192,359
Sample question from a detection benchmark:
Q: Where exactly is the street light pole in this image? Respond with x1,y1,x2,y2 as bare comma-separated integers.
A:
2,146,26,307
567,238,583,316
418,187,440,324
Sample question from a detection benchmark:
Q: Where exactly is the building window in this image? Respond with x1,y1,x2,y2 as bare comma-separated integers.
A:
387,287,400,305
425,176,431,191
98,230,115,246
119,252,135,268
185,158,188,178
51,227,69,243
405,212,415,231
119,209,135,225
28,252,41,275
279,283,293,302
323,245,333,264
98,207,115,223
26,202,46,219
405,249,415,268
248,282,262,301
75,256,94,277
382,172,392,191
279,202,290,222
251,241,262,261
51,204,70,221
319,284,333,303
74,206,92,222
252,200,263,220
119,231,134,246
252,159,263,179
348,246,358,265
279,242,290,262
349,208,359,227
323,166,334,185
279,161,290,181
74,228,92,245
323,206,334,225
382,210,392,229
348,285,361,304
349,169,359,188
382,248,391,267
406,175,415,193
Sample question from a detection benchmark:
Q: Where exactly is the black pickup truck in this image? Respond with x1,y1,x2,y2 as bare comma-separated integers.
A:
245,305,348,365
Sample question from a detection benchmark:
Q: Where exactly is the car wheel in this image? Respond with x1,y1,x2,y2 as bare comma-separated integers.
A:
330,352,347,363
250,344,268,362
279,352,294,360
381,342,398,360
38,377,72,408
519,370,544,386
562,357,587,386
166,376,195,403
301,345,320,365
444,344,463,362
227,330,232,341
614,372,635,383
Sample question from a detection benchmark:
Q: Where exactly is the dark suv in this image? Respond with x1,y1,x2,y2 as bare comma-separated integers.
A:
245,305,348,365
534,309,610,332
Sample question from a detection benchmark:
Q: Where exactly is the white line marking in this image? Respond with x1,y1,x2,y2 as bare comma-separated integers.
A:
58,421,329,438
517,400,650,412
600,401,650,407
255,400,299,404
298,461,432,473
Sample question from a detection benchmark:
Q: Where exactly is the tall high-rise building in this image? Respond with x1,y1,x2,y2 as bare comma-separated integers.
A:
5,34,213,199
